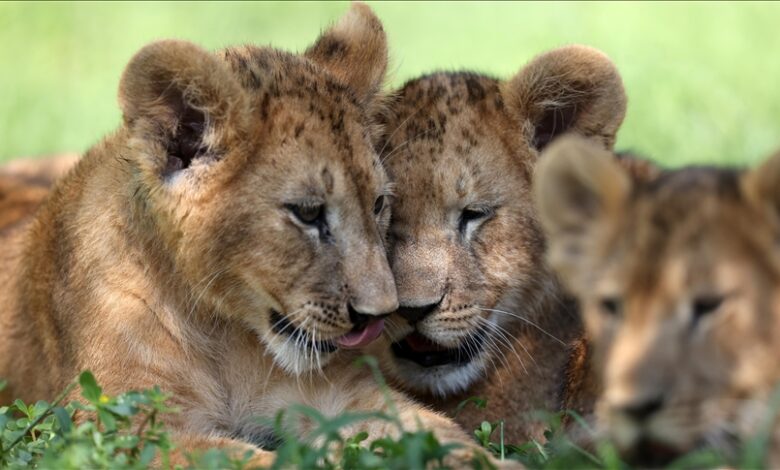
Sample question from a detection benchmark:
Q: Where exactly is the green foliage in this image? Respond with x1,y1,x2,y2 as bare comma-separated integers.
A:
267,357,494,470
470,409,621,470
467,398,780,470
0,368,499,470
270,405,467,470
1,371,177,469
2,370,778,469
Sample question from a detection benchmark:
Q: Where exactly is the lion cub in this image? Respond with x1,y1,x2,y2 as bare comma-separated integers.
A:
369,45,628,442
536,135,780,465
0,4,494,466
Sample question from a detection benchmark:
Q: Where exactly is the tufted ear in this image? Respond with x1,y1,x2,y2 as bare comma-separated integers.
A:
305,2,388,107
502,45,626,153
118,40,249,175
742,150,780,226
533,134,631,289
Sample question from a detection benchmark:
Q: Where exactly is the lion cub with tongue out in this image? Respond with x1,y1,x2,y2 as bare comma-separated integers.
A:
0,4,496,466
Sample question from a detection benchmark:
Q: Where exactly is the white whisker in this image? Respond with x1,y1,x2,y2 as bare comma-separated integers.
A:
478,316,532,372
477,307,565,345
377,102,426,160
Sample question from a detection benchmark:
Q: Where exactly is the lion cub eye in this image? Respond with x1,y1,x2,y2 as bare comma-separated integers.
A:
458,207,493,234
692,296,724,322
599,298,622,317
286,203,325,226
373,195,385,216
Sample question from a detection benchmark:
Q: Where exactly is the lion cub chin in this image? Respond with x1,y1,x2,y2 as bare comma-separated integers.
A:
536,134,780,466
0,4,500,466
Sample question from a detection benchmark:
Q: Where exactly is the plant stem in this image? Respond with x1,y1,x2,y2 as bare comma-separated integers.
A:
135,409,155,439
1,377,78,455
499,421,505,461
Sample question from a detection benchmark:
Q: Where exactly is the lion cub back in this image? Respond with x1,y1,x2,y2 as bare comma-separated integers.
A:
0,153,78,234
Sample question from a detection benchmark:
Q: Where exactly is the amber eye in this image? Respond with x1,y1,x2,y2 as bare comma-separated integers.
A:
600,298,621,316
458,207,493,234
286,203,325,226
373,195,385,216
692,296,724,322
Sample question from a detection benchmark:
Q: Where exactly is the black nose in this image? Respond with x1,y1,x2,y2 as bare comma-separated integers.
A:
396,299,441,324
348,304,386,329
621,395,665,422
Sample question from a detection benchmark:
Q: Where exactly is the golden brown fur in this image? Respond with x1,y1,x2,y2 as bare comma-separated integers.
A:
366,45,628,442
0,153,78,233
536,135,780,465
0,153,79,185
0,175,48,235
0,5,498,466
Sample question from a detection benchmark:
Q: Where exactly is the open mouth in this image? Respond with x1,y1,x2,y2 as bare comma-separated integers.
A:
390,328,486,368
270,309,384,353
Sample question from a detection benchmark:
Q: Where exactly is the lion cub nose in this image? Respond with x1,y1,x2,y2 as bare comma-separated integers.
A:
616,395,665,423
348,289,398,319
344,243,398,319
396,298,441,324
348,303,389,329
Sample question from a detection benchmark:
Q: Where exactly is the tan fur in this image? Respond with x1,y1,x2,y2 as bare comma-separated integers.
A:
557,150,660,430
536,135,780,465
0,154,79,234
366,45,627,442
0,175,48,235
0,5,498,467
0,153,79,185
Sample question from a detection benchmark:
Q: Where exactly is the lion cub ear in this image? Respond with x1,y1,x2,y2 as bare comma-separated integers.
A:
742,150,780,224
118,40,249,175
533,134,631,290
502,45,626,153
305,2,388,107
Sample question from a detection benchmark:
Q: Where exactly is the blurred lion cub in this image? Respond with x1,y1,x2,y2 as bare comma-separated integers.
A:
535,135,780,465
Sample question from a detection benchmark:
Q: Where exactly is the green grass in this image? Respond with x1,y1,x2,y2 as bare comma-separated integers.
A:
1,1,779,166
4,368,778,469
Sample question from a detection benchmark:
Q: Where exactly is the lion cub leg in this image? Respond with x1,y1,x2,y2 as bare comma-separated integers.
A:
298,369,518,469
170,434,275,468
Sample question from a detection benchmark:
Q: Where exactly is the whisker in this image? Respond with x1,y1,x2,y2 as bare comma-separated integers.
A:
380,124,442,166
485,317,537,368
478,316,533,372
477,307,566,345
185,267,231,322
377,102,426,160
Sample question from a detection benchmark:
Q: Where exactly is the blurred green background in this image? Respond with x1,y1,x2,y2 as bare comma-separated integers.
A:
1,1,779,166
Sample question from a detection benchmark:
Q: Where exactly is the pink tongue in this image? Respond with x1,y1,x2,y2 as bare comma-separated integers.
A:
336,319,385,349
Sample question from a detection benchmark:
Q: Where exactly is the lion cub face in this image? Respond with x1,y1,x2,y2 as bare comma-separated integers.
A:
536,136,780,463
117,4,396,375
375,47,627,396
